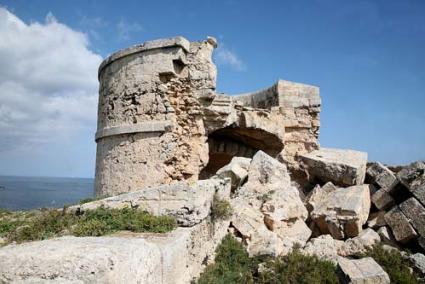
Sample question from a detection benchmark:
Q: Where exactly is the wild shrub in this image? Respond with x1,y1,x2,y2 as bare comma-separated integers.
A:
197,235,256,284
210,194,232,221
257,248,339,284
360,245,421,284
0,206,176,243
197,235,339,284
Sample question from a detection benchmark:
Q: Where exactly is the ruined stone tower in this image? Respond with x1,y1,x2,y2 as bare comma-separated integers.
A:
95,36,321,196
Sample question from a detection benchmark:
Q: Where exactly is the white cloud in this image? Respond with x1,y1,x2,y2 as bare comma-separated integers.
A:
214,45,246,71
0,8,102,152
116,18,143,41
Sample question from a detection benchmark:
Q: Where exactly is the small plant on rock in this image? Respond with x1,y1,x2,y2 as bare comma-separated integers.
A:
210,194,233,221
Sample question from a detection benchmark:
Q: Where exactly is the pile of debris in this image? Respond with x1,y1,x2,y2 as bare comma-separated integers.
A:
218,148,425,283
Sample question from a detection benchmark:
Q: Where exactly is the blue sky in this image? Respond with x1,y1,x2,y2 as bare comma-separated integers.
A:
0,0,424,178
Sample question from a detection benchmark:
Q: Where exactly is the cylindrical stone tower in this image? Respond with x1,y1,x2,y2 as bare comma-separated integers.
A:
95,37,217,196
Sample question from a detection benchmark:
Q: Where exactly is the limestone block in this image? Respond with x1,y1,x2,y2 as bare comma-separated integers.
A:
397,161,425,205
337,257,390,284
245,150,291,192
302,235,344,263
0,236,163,284
300,148,368,186
246,226,285,257
384,206,418,243
230,198,265,239
73,178,231,227
0,219,229,284
311,184,371,239
273,219,312,248
410,253,425,275
306,182,337,212
371,189,395,210
366,162,398,192
399,197,425,236
339,228,381,256
216,157,251,191
236,150,292,209
367,211,387,229
261,186,308,229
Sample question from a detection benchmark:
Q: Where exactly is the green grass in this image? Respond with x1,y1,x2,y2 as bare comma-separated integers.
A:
257,249,339,284
359,245,423,284
210,194,232,221
0,206,176,243
197,235,257,284
79,197,97,205
196,235,339,284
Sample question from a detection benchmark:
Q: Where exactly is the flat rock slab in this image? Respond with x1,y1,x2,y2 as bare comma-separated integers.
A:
300,148,367,186
338,257,390,284
0,220,229,284
71,178,230,227
311,184,371,239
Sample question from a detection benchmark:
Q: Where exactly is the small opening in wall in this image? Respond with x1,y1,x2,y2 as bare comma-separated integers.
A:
159,72,175,83
172,59,186,75
200,127,284,179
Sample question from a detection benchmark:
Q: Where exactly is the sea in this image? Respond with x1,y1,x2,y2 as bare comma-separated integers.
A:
0,176,94,211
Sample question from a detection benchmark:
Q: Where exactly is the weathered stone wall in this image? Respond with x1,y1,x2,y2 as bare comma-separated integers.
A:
95,36,321,196
95,37,216,196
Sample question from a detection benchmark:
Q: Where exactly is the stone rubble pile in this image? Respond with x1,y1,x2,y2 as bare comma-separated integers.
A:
1,148,424,283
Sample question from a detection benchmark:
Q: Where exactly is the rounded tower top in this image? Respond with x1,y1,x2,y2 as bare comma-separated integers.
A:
98,36,191,79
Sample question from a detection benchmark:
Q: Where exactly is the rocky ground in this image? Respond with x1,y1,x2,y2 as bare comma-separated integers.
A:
0,149,425,283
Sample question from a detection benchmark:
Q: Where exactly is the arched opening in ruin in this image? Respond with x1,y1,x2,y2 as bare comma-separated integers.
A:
200,127,284,179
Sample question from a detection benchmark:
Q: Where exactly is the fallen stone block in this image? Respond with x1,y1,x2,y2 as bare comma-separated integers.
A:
337,257,390,284
399,197,425,236
216,156,251,191
311,184,371,239
231,198,265,239
306,182,337,212
235,150,293,209
72,178,231,227
384,206,418,243
371,189,395,210
410,253,425,275
261,186,308,229
339,228,381,256
302,234,344,263
273,219,311,249
300,148,367,186
366,162,398,192
246,226,284,257
397,161,425,205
